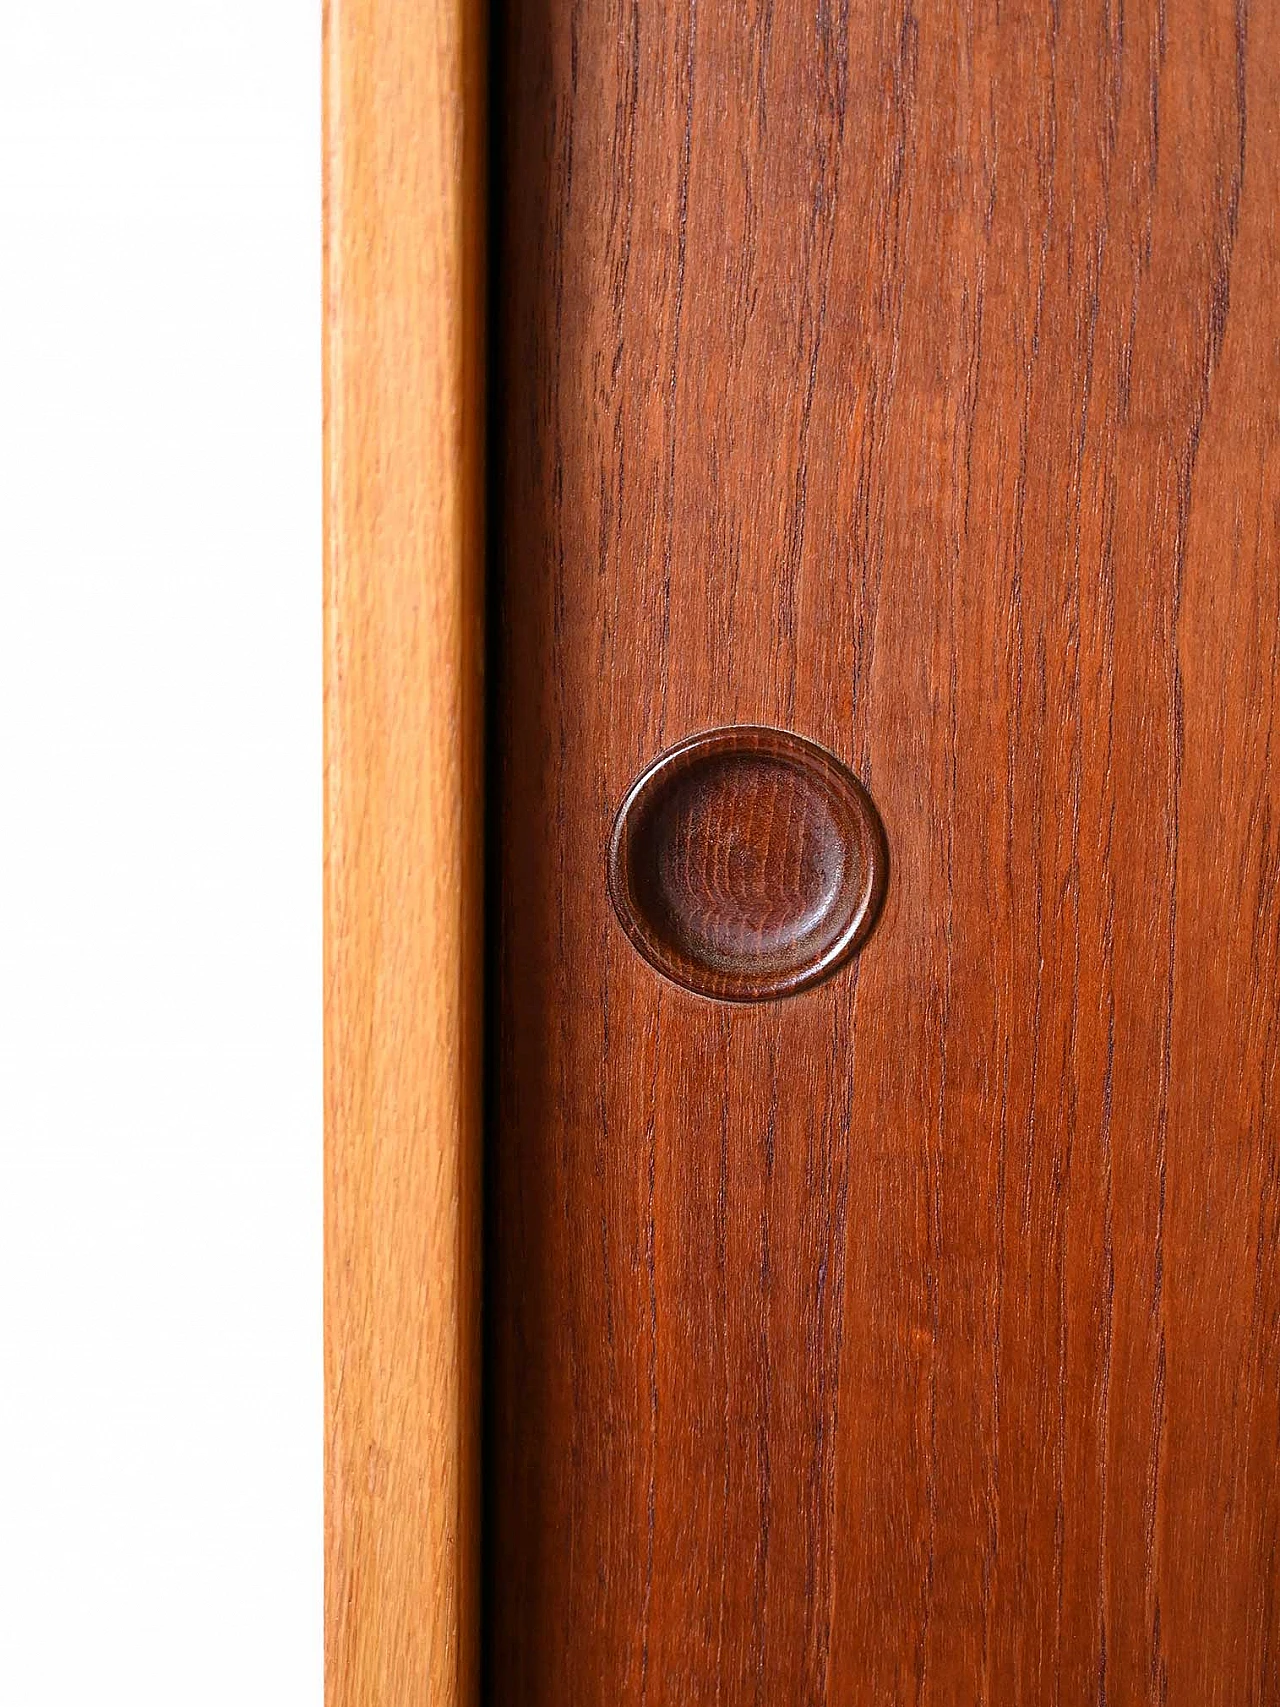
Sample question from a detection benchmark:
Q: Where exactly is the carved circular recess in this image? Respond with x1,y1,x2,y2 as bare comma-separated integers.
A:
607,726,888,1001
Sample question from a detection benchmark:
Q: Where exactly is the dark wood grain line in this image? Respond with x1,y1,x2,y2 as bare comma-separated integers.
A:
814,975,856,1704
656,0,699,747
778,8,848,728
714,1010,732,1707
1144,12,1249,1697
1094,309,1124,1707
639,997,660,1707
751,1050,779,1707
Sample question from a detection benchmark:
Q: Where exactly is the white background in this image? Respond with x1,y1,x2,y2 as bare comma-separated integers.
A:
0,5,320,1701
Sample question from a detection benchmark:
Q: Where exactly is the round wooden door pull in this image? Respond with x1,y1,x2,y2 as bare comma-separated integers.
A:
607,726,887,1001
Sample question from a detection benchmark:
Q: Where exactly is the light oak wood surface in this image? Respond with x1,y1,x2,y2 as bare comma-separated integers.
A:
324,2,484,1703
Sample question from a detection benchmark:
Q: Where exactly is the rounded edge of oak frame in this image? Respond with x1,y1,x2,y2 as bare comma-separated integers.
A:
323,0,485,1704
607,725,889,1003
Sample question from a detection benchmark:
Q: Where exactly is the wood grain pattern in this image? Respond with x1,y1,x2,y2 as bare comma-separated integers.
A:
491,0,1280,1700
324,1,484,1702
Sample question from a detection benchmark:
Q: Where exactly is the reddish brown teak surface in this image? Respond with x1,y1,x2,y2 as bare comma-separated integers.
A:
491,1,1280,1701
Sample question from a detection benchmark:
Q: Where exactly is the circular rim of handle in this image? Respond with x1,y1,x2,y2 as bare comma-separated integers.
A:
606,724,889,1002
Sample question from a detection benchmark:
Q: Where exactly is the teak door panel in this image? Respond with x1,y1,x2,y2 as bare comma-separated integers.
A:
491,2,1280,1704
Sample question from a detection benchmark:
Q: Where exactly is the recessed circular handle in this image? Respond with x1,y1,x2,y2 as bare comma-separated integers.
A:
607,726,887,1001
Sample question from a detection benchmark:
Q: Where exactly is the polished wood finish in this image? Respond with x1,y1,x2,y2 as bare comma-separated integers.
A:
492,0,1280,1700
324,1,484,1702
608,726,887,1001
